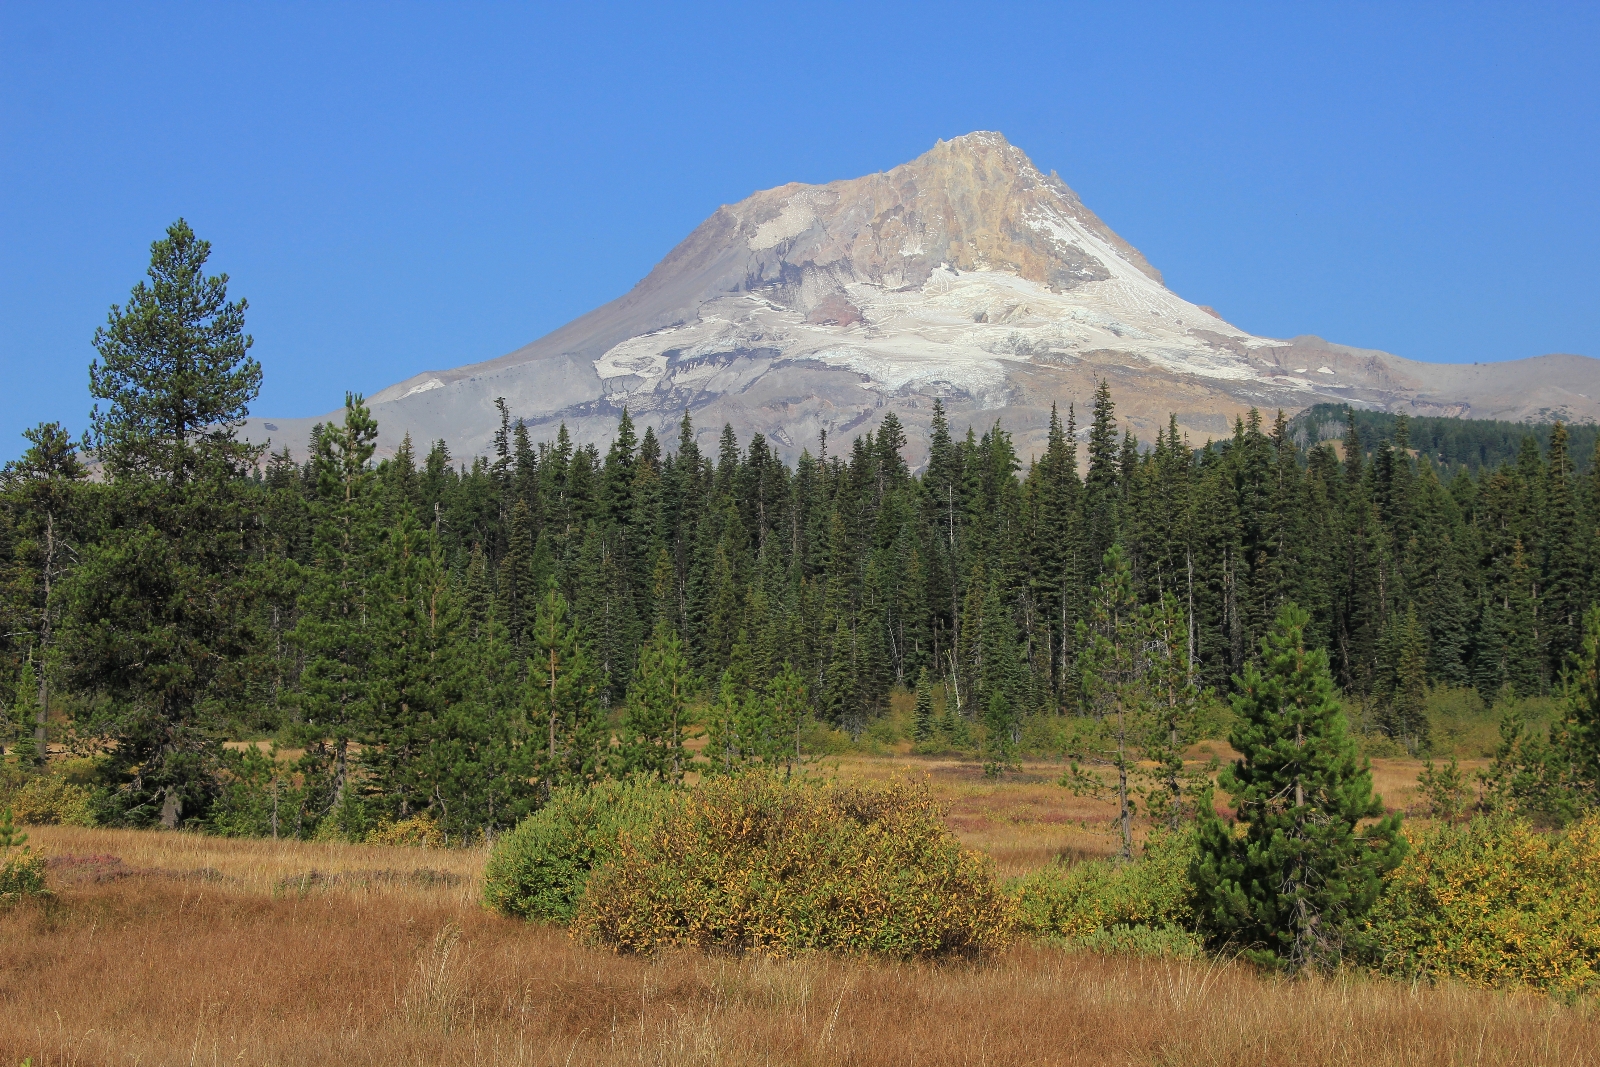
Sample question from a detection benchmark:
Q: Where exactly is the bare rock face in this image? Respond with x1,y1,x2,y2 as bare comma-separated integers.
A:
242,132,1600,465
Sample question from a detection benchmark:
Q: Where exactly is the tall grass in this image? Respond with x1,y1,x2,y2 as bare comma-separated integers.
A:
10,762,1600,1067
3,877,1596,1066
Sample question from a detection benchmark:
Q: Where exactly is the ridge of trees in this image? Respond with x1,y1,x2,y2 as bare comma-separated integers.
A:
7,221,1600,842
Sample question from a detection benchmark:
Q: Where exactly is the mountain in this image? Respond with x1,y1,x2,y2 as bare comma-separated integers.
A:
241,132,1600,464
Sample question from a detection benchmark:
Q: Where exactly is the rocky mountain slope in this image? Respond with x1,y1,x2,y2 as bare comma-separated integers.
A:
242,132,1600,464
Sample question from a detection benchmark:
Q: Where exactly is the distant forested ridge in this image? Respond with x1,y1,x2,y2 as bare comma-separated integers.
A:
5,223,1600,839
1289,402,1598,475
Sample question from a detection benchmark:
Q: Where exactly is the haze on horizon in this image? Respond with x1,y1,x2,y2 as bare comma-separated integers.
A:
2,2,1597,459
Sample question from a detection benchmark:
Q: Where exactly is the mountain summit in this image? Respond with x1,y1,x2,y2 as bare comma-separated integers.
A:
244,133,1600,462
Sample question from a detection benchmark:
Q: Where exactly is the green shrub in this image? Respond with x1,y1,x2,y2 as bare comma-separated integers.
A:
483,777,668,923
10,774,96,827
1364,814,1600,995
1012,830,1199,956
310,790,374,843
0,808,45,902
572,773,1013,959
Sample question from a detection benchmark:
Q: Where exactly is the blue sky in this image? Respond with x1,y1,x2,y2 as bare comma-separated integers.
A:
2,1,1597,459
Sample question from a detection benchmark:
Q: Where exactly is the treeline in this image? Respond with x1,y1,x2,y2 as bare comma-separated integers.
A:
1289,402,1600,476
6,220,1600,840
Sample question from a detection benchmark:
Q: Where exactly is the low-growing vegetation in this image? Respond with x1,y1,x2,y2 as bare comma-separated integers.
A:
484,773,1012,959
6,823,1600,1066
0,807,45,902
1011,828,1200,956
573,773,1011,958
482,776,667,922
8,221,1600,1059
1367,814,1600,994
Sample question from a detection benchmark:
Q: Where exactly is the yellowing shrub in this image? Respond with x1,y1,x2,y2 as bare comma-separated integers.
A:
11,775,96,827
572,773,1013,959
1366,814,1600,995
1011,830,1201,957
365,814,445,848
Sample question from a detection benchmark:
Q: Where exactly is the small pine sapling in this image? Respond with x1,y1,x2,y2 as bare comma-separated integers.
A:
0,807,45,900
1192,604,1406,972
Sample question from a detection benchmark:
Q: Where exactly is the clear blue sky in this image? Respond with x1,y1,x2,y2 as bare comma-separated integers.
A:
2,1,1597,459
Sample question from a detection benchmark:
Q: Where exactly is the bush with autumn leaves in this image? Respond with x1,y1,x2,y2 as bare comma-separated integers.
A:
487,772,1011,959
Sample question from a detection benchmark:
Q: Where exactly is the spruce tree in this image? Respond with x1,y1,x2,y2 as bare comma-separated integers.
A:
9,660,40,765
621,618,693,781
1193,603,1405,971
702,638,755,776
525,581,607,793
1084,379,1120,563
1377,606,1430,751
978,579,1023,771
1554,605,1600,809
291,394,381,816
1,422,85,765
451,593,534,834
365,514,472,831
1139,593,1203,828
1542,422,1585,670
765,661,809,775
1075,544,1140,857
912,666,935,741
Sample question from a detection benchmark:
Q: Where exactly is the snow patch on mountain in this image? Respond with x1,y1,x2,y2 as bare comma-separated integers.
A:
590,261,1283,402
402,378,446,398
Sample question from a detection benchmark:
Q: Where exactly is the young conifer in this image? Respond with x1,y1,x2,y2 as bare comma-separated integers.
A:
1193,603,1406,972
1075,544,1141,857
9,661,40,765
912,667,935,741
291,394,381,816
525,581,607,793
764,662,809,776
621,618,693,782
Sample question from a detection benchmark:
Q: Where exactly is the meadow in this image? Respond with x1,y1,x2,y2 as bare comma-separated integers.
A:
4,743,1596,1067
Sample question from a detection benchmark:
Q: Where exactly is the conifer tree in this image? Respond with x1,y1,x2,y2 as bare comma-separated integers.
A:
978,579,1024,770
1084,380,1120,563
1556,605,1600,808
912,666,935,741
291,394,381,815
1377,606,1430,751
452,594,533,833
1075,544,1141,857
9,660,40,765
765,661,809,775
622,618,693,781
1542,422,1585,670
1193,603,1405,971
365,513,472,831
703,638,756,776
1139,593,1203,828
525,581,607,793
65,219,264,828
1,422,85,765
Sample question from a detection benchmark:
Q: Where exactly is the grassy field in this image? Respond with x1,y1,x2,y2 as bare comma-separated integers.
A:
4,753,1597,1066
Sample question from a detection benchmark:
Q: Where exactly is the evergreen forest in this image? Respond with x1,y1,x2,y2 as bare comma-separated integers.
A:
6,220,1600,845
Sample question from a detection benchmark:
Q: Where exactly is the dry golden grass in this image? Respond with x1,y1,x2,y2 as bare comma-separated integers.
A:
4,867,1598,1067
826,755,1128,874
21,822,485,904
826,748,1450,875
3,757,1584,1066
